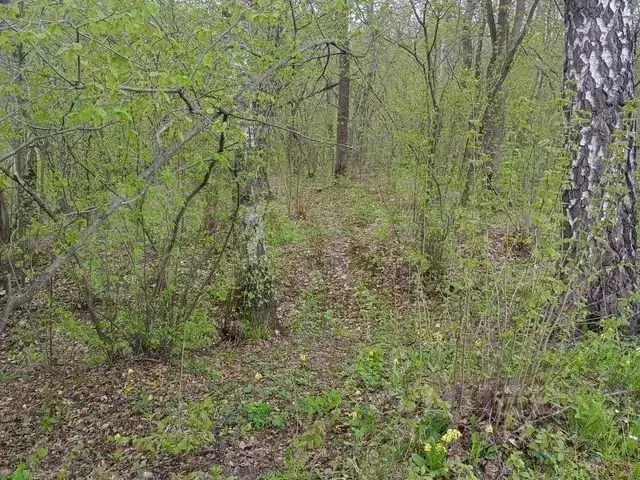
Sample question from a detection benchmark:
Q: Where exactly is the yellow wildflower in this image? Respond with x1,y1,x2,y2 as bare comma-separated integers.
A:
474,339,482,349
254,372,263,381
432,332,444,343
441,428,462,444
424,443,432,453
436,443,447,453
299,353,308,363
484,424,494,434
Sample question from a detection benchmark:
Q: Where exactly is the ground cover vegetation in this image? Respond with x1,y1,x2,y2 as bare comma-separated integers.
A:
0,0,639,478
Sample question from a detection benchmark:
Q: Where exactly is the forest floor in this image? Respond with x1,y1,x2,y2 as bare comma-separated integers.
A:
0,178,418,479
1,177,640,479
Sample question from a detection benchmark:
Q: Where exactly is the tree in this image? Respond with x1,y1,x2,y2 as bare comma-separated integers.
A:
462,0,540,199
564,0,638,330
228,114,278,337
460,0,478,74
8,0,37,239
226,1,289,337
0,0,35,301
480,0,510,193
0,0,13,299
334,0,351,176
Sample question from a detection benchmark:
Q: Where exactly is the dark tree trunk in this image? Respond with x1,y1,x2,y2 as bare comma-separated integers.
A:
480,0,510,193
0,190,11,298
0,1,13,299
480,93,506,192
334,6,350,176
462,0,539,201
564,0,638,330
14,146,37,237
334,51,350,176
460,0,476,72
0,0,34,301
460,10,486,207
9,4,37,238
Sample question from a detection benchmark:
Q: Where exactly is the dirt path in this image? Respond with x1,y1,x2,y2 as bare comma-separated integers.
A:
205,188,374,478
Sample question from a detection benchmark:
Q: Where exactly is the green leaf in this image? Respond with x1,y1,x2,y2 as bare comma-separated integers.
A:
411,453,426,468
114,108,133,122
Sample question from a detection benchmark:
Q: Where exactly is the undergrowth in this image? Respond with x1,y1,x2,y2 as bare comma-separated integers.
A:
3,181,640,480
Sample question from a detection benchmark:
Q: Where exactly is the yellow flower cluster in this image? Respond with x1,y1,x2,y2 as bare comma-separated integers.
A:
422,428,462,457
441,428,462,444
424,443,447,453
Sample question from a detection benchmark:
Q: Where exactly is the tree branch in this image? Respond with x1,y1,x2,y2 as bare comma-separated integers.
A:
0,165,56,220
0,124,116,165
485,0,498,45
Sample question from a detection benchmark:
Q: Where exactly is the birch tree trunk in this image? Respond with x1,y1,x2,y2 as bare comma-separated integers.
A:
564,0,638,330
224,97,278,340
233,124,277,333
226,1,279,337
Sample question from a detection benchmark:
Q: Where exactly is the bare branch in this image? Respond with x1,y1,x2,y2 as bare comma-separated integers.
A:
0,124,116,165
0,165,56,220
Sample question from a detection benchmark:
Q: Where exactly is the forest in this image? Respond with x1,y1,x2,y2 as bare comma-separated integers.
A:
0,0,639,478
